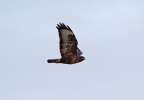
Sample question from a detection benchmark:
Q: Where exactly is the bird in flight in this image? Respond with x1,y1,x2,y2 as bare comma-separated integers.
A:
47,23,85,64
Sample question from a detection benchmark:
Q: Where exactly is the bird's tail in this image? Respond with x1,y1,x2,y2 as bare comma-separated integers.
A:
47,59,61,63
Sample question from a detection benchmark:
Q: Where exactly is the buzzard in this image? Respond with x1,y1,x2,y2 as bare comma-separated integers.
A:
47,23,85,64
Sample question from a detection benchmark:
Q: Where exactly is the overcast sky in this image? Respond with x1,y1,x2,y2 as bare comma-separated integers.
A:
0,0,144,100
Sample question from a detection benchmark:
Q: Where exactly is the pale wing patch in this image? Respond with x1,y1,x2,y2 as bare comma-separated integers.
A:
60,29,74,56
60,29,73,43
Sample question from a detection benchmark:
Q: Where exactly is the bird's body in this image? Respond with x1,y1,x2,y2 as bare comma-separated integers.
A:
47,23,85,64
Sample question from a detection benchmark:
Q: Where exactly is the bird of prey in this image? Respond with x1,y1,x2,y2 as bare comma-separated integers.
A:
47,23,85,64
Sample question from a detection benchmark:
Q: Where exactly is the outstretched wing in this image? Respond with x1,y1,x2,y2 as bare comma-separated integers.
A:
56,23,78,57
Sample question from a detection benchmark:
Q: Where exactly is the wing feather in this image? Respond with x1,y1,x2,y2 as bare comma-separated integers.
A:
77,47,83,56
56,23,77,57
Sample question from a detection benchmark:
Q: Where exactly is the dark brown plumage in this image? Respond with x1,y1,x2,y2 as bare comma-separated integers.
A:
47,23,85,64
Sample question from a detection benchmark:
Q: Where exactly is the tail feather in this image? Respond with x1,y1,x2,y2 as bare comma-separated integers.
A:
47,59,60,63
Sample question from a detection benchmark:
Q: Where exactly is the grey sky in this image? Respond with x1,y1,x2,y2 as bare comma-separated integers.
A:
0,0,144,100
